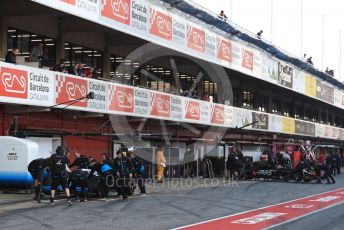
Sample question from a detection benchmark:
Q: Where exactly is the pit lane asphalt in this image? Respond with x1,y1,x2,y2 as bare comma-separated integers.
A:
0,176,344,230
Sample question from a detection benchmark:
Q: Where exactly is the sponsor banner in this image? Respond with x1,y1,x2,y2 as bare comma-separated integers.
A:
205,31,217,58
292,69,304,94
0,66,28,99
241,48,254,71
28,69,54,105
316,80,334,104
4,61,344,140
55,74,88,108
170,95,184,121
233,108,252,129
252,49,262,77
261,54,278,84
75,0,99,20
35,0,99,21
339,129,344,140
150,92,170,118
60,0,76,4
217,36,232,64
252,112,269,130
172,15,187,47
33,0,75,14
185,99,200,121
101,0,131,25
231,41,242,68
278,62,293,88
88,79,107,111
332,127,339,139
315,124,324,138
305,74,316,97
295,120,315,136
131,0,149,33
334,89,343,108
200,101,211,124
0,62,53,106
150,6,172,41
109,84,134,113
323,125,331,138
211,104,225,125
269,115,282,133
282,117,295,134
224,106,234,127
187,24,205,53
134,87,150,116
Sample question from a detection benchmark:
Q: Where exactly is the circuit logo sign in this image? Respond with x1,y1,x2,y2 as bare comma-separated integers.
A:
56,75,88,107
66,82,87,101
101,0,131,25
150,8,172,40
185,101,200,120
217,38,232,63
187,26,205,52
151,93,170,117
109,85,134,113
211,105,224,125
0,67,28,99
242,49,253,70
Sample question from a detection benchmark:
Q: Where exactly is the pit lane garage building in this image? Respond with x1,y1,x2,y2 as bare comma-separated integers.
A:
0,0,343,175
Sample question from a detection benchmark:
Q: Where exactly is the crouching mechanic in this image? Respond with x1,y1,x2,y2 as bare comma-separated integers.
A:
48,146,72,205
88,159,113,200
69,168,89,202
28,158,47,200
129,152,146,195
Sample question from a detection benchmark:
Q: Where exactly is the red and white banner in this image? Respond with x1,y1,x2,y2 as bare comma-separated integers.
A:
101,0,131,25
211,105,225,125
55,74,88,108
0,66,28,99
217,37,232,63
187,25,205,53
2,61,344,140
242,49,254,70
60,0,76,5
150,7,172,40
185,100,200,121
109,84,134,113
150,92,171,118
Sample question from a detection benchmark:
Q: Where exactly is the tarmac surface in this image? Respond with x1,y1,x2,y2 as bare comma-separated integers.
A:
0,176,344,230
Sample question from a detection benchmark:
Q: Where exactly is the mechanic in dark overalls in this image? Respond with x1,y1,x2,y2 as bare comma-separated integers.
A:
129,151,146,195
48,146,72,205
28,158,47,200
114,150,133,201
89,159,113,200
69,168,89,202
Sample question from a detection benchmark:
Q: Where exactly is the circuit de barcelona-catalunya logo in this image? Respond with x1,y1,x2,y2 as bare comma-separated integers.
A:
0,67,28,99
101,0,131,25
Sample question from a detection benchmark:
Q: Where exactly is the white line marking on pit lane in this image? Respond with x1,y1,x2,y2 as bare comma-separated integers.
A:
172,188,344,230
265,201,344,229
231,212,287,224
284,204,314,209
309,196,341,202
